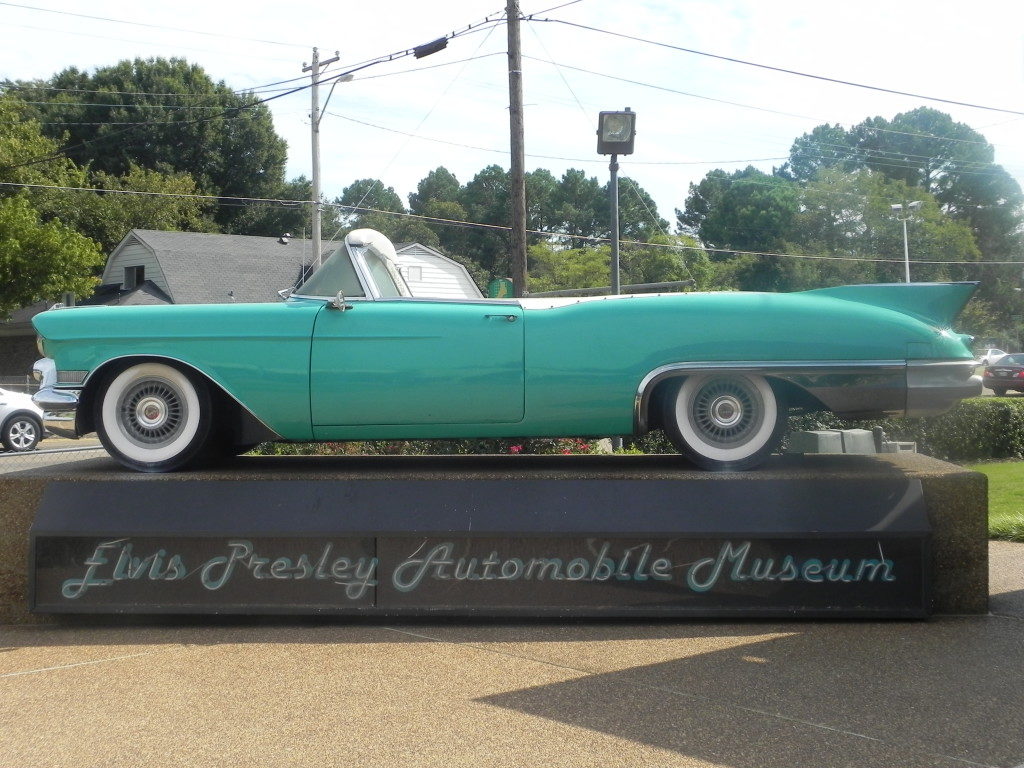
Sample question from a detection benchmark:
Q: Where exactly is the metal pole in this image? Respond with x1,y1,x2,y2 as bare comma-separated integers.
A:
506,0,528,297
610,154,620,295
902,216,910,283
610,154,622,452
303,47,339,270
307,49,323,270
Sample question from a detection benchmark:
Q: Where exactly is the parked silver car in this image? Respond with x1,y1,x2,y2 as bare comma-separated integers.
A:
0,387,45,452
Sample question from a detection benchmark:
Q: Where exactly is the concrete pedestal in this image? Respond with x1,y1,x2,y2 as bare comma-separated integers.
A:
0,453,987,623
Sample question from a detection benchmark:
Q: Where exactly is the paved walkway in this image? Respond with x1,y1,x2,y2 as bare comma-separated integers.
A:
1,542,1021,768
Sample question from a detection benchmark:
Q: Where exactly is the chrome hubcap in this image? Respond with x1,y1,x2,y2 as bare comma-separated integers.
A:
120,380,186,445
708,395,743,429
690,377,763,448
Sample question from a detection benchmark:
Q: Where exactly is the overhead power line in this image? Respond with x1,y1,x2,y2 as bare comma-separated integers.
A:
530,17,1024,117
0,15,504,175
4,180,1019,268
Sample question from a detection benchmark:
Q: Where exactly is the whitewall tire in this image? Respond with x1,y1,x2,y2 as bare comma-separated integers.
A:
663,373,786,471
95,362,211,472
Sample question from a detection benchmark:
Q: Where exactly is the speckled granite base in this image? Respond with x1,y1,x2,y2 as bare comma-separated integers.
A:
0,452,987,623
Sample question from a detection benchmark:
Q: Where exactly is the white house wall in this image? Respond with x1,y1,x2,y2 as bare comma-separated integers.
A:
101,239,171,298
395,245,481,299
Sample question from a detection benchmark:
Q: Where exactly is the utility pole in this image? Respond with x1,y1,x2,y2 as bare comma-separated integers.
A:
303,47,340,269
506,0,527,297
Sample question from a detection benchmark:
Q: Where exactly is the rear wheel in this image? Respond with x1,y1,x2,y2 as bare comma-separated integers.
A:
2,414,41,452
662,373,786,471
94,362,212,472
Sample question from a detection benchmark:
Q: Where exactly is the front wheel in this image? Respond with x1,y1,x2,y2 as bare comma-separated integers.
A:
2,414,41,452
993,388,1008,397
662,373,786,471
94,362,212,472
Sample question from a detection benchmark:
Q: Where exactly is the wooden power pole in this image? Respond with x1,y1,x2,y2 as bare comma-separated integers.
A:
303,47,339,269
506,0,528,297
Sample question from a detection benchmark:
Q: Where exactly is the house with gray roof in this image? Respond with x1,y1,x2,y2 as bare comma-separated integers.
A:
99,229,326,306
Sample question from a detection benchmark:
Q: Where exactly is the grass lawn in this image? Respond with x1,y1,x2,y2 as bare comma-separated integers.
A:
965,460,1024,541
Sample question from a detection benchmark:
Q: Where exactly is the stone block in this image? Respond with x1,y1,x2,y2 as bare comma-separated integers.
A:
840,428,878,455
786,430,844,454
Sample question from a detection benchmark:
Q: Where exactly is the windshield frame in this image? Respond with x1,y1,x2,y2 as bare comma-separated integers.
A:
292,229,412,301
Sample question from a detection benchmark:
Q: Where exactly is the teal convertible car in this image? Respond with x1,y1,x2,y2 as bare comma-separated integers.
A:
33,229,981,473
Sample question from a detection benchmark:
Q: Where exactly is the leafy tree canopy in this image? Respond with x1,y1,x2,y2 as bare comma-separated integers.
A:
0,195,103,316
7,58,288,228
678,166,799,254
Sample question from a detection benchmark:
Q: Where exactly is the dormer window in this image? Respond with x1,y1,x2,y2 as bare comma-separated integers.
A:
124,265,145,290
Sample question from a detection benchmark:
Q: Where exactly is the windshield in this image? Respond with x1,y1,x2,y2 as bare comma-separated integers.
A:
996,354,1024,365
295,229,411,299
295,246,365,298
359,245,407,298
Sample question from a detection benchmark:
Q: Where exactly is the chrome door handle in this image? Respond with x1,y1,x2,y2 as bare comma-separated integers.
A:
485,314,518,322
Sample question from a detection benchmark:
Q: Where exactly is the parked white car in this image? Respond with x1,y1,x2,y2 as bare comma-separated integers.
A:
977,348,1008,366
0,387,45,452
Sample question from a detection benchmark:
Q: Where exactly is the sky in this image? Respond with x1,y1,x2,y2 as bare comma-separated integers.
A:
2,0,1023,239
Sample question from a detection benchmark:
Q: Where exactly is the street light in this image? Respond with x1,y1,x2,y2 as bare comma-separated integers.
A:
597,109,636,451
891,200,923,283
596,108,636,295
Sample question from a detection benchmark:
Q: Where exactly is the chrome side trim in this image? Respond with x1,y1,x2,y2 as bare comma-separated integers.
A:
633,360,906,433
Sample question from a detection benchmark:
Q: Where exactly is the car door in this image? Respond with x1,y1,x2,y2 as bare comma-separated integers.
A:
309,299,525,427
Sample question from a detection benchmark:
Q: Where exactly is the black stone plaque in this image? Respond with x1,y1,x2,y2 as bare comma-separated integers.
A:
30,477,931,617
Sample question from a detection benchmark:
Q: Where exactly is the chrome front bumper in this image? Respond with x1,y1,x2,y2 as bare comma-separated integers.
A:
32,387,80,439
32,358,80,439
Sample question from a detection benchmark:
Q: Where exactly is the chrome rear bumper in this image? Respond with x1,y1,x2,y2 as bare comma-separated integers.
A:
906,360,982,417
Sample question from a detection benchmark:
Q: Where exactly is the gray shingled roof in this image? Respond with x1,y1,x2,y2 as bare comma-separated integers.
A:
129,230,335,304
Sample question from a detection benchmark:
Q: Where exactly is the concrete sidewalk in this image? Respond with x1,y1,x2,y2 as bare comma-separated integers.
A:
0,542,1019,768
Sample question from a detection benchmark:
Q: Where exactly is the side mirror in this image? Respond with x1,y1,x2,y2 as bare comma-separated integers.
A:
329,290,351,311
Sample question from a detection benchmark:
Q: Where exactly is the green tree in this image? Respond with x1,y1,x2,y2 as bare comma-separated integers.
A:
457,165,512,276
336,178,407,234
67,164,216,252
7,58,288,228
677,166,799,254
226,176,346,240
408,167,460,215
778,123,861,183
788,109,1022,268
0,195,103,315
551,168,604,249
621,233,712,290
527,243,609,293
0,97,105,308
614,176,669,242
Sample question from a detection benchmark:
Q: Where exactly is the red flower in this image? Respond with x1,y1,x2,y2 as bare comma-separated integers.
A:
510,445,523,454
